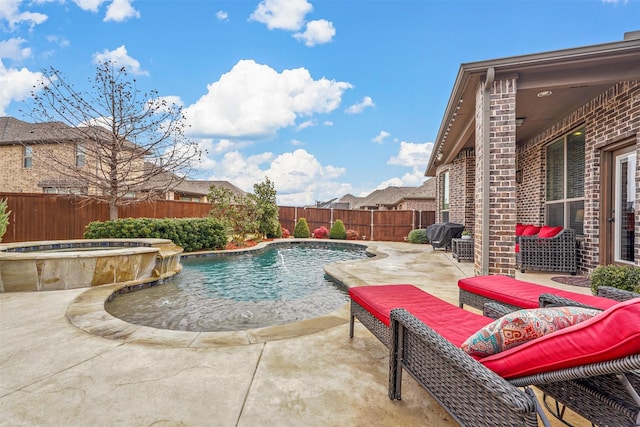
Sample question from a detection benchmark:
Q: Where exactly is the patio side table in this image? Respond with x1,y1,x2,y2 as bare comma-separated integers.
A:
452,238,474,262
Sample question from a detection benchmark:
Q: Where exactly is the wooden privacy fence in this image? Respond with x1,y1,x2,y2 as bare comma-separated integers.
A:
0,193,435,243
278,206,435,242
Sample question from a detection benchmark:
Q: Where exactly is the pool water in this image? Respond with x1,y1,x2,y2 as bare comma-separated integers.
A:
105,243,369,332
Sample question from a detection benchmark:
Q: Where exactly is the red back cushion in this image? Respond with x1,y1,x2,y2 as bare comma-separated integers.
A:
515,223,527,236
538,225,563,238
522,225,541,236
480,298,640,379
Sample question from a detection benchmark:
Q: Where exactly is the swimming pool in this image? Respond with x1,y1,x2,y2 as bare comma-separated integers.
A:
105,242,369,332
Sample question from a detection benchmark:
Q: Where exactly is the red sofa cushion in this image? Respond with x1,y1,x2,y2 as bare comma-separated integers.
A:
538,225,563,238
522,225,541,236
458,275,619,310
515,223,528,236
481,297,640,379
349,284,490,347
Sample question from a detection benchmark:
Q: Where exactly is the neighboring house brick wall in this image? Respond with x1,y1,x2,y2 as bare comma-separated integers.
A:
0,143,79,193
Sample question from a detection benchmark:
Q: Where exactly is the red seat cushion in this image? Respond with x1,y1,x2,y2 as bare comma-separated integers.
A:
458,275,619,310
522,225,541,236
349,284,490,347
538,225,563,238
481,298,640,379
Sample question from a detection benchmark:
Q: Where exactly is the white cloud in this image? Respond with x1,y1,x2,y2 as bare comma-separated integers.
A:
73,0,108,12
297,119,316,130
249,0,312,31
0,38,31,61
197,148,350,206
372,130,390,144
0,0,48,29
184,59,352,139
388,141,433,168
104,0,140,22
92,45,148,75
375,168,425,189
0,59,44,115
293,19,335,46
216,10,229,21
46,35,70,49
290,138,304,146
345,96,374,114
322,120,333,126
364,140,434,190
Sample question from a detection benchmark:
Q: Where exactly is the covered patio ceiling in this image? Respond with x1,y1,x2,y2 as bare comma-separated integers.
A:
425,32,640,176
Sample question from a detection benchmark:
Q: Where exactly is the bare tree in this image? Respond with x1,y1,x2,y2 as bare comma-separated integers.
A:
24,61,201,220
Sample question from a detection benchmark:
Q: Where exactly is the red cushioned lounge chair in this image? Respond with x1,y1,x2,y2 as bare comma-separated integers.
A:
349,284,640,427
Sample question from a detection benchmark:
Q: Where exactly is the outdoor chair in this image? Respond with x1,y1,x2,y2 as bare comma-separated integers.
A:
349,284,640,426
457,274,637,312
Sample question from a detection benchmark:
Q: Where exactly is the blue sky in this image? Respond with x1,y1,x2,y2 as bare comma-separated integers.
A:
1,0,639,205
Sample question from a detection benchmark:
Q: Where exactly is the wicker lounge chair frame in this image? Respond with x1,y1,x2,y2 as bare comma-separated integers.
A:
388,308,541,427
516,228,577,274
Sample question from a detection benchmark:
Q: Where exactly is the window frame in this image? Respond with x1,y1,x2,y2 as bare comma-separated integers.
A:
76,143,86,168
545,127,585,235
440,171,450,223
23,145,33,168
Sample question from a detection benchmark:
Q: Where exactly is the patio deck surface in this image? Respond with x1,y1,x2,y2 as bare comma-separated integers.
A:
0,240,594,426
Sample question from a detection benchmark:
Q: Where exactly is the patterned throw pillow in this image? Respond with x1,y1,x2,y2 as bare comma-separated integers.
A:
461,306,601,357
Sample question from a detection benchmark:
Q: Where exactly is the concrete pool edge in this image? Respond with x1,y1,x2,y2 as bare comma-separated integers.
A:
66,239,386,347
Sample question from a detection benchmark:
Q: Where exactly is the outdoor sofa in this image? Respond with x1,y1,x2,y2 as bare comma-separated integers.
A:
458,274,637,312
515,225,577,274
349,284,640,426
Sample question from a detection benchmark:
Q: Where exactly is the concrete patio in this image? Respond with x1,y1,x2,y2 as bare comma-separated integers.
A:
0,241,593,426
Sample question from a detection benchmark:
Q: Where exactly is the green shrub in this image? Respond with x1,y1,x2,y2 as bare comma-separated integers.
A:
407,229,429,244
329,219,347,239
293,218,311,238
590,264,640,296
84,217,227,252
0,198,10,242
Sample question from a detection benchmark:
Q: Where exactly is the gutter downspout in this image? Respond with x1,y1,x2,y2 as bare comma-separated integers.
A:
482,67,495,276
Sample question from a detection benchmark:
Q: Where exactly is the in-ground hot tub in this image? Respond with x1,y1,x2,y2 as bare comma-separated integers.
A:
0,239,183,292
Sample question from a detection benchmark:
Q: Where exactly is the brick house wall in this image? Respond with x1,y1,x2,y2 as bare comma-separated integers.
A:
0,142,80,193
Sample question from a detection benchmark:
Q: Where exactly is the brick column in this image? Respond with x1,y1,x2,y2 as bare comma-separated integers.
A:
474,75,518,276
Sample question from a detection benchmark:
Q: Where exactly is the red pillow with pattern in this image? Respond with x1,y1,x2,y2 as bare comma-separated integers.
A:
462,306,600,357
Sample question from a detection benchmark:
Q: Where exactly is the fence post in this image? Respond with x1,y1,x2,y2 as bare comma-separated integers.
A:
370,210,374,241
330,208,334,227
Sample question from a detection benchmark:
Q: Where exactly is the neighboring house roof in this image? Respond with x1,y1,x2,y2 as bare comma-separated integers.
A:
425,31,640,176
353,186,417,209
336,194,363,208
0,117,70,144
0,116,141,152
333,180,436,210
173,180,246,198
140,163,245,198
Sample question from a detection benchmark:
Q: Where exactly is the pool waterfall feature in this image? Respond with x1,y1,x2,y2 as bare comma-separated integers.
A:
0,239,183,292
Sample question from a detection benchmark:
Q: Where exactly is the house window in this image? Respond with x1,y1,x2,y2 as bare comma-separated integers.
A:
546,128,585,235
23,145,32,168
76,143,85,167
440,171,450,222
43,187,83,195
